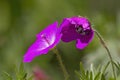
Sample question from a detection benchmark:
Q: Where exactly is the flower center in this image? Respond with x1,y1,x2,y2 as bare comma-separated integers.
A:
41,34,50,45
75,25,90,35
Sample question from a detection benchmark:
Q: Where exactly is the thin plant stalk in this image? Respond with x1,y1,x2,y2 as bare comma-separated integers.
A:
43,35,69,80
52,47,69,80
94,30,116,80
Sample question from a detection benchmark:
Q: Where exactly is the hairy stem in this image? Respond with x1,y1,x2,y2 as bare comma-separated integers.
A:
53,47,69,80
94,30,116,80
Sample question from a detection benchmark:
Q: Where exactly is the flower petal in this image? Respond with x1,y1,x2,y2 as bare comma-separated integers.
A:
37,21,59,45
76,39,88,49
76,30,94,49
70,16,91,29
23,38,49,62
60,18,78,42
23,22,61,62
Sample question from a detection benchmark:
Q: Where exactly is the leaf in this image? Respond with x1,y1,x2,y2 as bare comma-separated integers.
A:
94,72,101,80
15,62,28,80
2,72,13,80
86,70,89,80
80,62,85,75
90,71,93,80
75,62,113,80
102,61,110,74
75,71,85,80
101,74,106,80
75,62,87,80
113,62,120,71
27,75,34,80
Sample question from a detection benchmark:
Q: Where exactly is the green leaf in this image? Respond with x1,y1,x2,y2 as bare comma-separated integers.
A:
75,62,114,80
101,74,106,80
80,62,85,75
86,71,89,80
27,75,33,80
113,62,120,71
102,61,110,74
75,71,84,80
2,72,13,80
90,71,93,80
94,72,101,80
15,62,28,80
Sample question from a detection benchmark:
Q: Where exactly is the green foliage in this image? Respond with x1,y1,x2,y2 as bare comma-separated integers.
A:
113,62,120,76
2,62,33,80
2,61,120,80
15,62,27,80
2,72,13,80
75,62,120,80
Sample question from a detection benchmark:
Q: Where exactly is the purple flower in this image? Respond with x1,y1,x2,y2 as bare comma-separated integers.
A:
60,16,94,49
23,22,61,62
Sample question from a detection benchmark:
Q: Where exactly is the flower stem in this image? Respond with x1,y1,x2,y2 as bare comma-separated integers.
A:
94,30,116,80
52,47,69,80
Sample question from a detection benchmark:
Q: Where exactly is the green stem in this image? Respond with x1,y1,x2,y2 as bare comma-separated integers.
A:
94,30,116,80
52,47,69,80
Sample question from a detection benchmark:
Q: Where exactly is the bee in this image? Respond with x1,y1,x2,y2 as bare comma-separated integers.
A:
75,24,91,36
75,25,86,35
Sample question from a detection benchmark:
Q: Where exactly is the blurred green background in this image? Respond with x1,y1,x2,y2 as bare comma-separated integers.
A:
0,0,120,80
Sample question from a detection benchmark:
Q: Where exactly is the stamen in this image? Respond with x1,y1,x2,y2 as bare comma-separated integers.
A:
41,34,50,45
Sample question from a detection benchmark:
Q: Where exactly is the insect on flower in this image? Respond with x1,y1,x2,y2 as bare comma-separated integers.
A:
60,16,94,49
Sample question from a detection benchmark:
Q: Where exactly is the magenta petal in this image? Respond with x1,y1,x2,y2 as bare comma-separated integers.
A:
23,22,61,62
70,16,91,29
36,21,59,45
76,31,94,49
76,39,88,49
60,18,78,42
23,39,49,62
